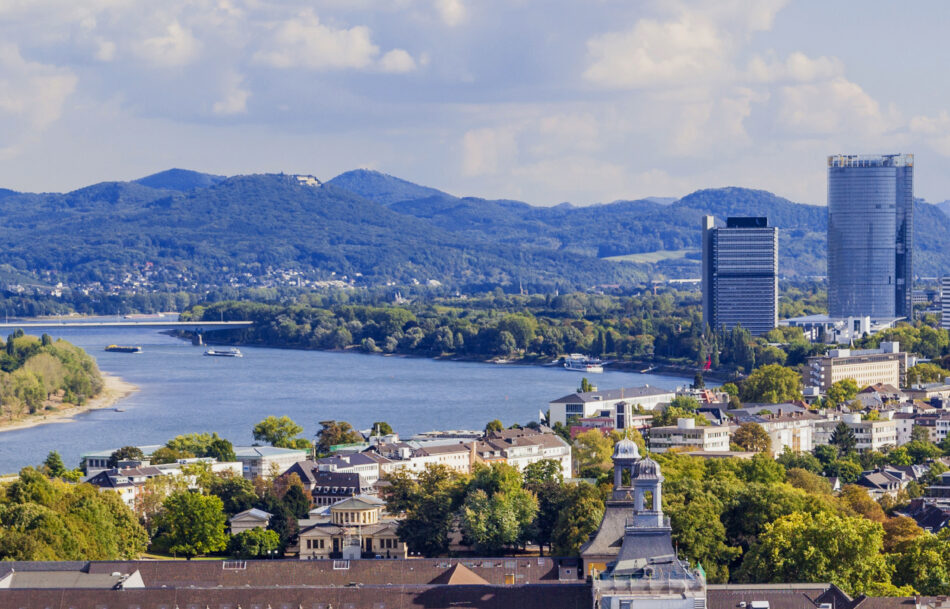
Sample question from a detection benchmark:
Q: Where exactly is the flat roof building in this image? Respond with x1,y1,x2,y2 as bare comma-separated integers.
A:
702,216,778,336
804,341,908,392
827,154,914,319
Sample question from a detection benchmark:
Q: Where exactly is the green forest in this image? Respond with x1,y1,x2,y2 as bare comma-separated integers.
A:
0,331,104,424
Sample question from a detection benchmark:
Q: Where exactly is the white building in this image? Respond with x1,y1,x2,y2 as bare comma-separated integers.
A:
727,405,821,455
814,414,898,452
805,342,907,392
549,386,676,427
648,419,731,453
233,446,310,479
473,429,572,479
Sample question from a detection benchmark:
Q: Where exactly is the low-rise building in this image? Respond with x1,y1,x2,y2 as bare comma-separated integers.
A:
905,379,950,402
804,342,908,393
233,446,309,479
315,452,383,486
282,463,374,506
648,419,731,453
473,428,572,478
727,404,821,455
814,414,898,452
549,386,676,427
229,508,272,535
297,495,406,560
85,466,164,508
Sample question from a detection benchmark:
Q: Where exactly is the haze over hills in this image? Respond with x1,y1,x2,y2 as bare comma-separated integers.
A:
1,168,949,292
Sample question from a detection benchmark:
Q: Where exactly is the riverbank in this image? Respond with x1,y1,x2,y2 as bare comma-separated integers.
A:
0,373,138,433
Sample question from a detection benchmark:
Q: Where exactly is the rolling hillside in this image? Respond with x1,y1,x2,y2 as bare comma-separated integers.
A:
0,168,948,292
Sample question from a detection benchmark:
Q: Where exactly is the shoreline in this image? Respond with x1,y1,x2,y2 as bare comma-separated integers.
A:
0,372,138,433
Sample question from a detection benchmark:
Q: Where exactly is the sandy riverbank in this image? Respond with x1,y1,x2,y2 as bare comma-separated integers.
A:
0,373,138,433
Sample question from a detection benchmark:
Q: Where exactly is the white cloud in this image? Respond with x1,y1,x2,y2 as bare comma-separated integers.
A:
95,37,116,62
910,111,950,156
434,0,466,26
253,10,380,70
379,48,416,73
776,77,886,136
747,51,842,83
136,21,201,68
0,43,77,130
212,72,250,116
461,126,519,177
584,14,727,89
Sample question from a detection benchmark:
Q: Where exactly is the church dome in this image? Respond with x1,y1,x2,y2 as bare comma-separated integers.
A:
632,456,661,479
612,438,640,460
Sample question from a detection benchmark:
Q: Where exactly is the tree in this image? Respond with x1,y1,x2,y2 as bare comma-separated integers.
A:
733,422,772,453
777,447,822,473
693,372,705,389
838,485,886,522
150,446,194,465
227,527,281,559
886,446,913,466
739,365,802,403
254,416,310,450
574,430,614,478
550,482,605,557
314,420,363,453
785,468,832,495
484,419,504,434
737,510,889,596
156,491,228,559
826,378,859,409
829,421,857,455
208,475,259,516
890,531,950,595
907,362,950,385
384,464,468,557
42,451,66,478
206,435,236,462
579,377,594,393
882,516,924,553
108,446,144,468
371,421,394,436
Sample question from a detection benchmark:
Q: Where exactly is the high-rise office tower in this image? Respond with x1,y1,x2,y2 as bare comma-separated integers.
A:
827,154,913,319
702,216,779,336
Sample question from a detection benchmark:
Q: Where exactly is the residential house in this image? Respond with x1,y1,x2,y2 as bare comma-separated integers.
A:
297,495,406,560
282,463,373,506
315,452,383,486
85,466,164,508
473,428,572,478
648,419,731,453
229,508,272,535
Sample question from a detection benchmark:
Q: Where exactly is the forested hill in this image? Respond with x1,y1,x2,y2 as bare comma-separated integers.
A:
2,169,950,291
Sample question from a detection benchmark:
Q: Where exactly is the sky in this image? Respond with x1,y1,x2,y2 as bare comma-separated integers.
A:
1,0,949,206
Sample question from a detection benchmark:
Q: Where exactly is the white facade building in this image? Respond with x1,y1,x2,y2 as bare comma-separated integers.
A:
648,419,731,454
549,386,676,427
814,414,898,452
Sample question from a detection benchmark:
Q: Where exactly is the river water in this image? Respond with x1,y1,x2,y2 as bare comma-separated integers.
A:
0,323,693,473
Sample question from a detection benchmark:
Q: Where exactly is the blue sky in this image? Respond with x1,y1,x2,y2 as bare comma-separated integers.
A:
0,0,947,206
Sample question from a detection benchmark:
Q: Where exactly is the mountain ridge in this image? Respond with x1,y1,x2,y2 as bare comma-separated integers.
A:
1,169,949,291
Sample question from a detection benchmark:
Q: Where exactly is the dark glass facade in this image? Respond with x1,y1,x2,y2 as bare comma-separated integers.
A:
702,216,778,336
827,154,913,319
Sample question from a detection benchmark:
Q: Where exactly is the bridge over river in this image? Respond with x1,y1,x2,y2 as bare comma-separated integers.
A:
0,320,254,344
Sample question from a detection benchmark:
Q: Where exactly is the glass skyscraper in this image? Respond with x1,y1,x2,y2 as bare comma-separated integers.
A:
827,154,913,319
702,216,778,336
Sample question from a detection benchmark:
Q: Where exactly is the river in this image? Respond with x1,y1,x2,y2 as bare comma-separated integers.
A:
0,323,696,473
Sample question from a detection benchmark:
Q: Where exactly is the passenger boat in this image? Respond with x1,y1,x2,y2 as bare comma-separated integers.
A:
104,345,143,353
562,353,603,373
204,347,243,357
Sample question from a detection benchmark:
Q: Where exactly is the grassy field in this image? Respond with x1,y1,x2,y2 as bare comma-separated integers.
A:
604,249,698,264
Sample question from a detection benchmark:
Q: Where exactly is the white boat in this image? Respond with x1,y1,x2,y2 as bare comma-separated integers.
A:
204,347,243,357
562,353,603,373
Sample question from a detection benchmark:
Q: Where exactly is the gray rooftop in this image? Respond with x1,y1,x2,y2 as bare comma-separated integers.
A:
550,386,675,404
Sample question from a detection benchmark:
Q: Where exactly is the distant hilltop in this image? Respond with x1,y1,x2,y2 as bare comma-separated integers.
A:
0,168,949,290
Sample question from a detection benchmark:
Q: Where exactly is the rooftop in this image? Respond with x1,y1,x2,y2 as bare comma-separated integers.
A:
550,385,675,404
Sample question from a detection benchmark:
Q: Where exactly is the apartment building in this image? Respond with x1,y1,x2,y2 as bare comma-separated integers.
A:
814,414,898,451
233,446,310,479
648,419,731,453
728,404,821,455
473,428,572,479
804,342,907,392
